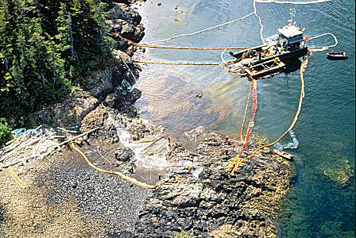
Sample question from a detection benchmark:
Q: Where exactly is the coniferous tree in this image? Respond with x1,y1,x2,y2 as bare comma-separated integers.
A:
0,0,117,128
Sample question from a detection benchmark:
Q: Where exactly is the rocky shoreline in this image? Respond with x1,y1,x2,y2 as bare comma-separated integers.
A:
134,132,292,238
0,1,293,237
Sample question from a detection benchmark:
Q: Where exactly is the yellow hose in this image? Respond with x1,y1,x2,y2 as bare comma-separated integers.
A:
228,51,310,174
69,142,156,189
240,84,252,143
228,79,258,172
9,166,26,189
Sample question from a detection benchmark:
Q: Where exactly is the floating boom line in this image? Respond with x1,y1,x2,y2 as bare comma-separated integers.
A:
255,0,331,5
144,12,255,44
253,0,266,44
113,33,250,50
133,60,221,66
307,32,338,51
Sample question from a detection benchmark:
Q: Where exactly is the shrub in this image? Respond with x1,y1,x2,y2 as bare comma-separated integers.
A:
0,117,13,145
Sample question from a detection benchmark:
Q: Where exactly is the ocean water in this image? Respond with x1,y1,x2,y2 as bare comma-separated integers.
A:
134,0,355,237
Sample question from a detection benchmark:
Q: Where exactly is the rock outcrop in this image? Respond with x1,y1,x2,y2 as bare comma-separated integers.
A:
135,133,292,237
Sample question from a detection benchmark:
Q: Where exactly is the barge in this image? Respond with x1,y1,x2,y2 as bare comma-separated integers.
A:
225,10,309,79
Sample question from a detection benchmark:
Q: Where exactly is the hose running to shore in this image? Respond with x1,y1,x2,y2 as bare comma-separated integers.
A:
69,142,156,189
228,79,258,171
243,79,258,153
240,84,253,143
228,51,310,174
8,166,26,189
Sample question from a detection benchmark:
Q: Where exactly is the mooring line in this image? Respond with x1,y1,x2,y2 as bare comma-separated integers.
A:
220,49,228,64
113,33,250,50
143,0,266,45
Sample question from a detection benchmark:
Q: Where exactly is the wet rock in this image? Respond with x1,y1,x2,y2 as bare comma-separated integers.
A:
115,147,134,162
196,92,203,98
135,132,292,237
184,126,206,142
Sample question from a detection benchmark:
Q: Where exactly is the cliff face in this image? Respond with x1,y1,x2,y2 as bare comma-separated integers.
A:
33,1,145,129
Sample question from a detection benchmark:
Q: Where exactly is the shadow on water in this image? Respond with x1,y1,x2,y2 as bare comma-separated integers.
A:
283,58,302,75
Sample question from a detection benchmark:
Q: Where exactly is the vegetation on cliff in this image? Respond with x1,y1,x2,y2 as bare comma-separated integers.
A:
0,0,123,134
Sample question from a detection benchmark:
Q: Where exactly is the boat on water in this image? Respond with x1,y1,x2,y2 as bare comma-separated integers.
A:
225,9,308,79
326,51,348,60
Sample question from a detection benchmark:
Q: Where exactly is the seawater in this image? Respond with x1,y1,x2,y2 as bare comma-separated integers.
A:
134,0,355,237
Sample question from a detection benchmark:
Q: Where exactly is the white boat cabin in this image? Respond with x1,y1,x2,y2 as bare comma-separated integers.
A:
278,24,304,51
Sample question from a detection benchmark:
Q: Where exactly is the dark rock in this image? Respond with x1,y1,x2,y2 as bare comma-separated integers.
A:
114,147,134,162
134,132,292,237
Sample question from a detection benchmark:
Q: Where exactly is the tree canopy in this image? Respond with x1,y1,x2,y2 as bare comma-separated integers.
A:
0,0,117,127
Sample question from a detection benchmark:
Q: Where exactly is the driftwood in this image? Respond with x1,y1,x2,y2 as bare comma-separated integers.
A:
0,126,101,170
142,136,165,152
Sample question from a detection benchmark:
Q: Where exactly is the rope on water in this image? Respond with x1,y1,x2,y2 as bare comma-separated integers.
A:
220,49,228,64
144,12,255,44
228,51,310,174
256,0,331,4
133,60,221,66
307,32,338,51
253,0,266,44
139,45,250,50
113,33,251,50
